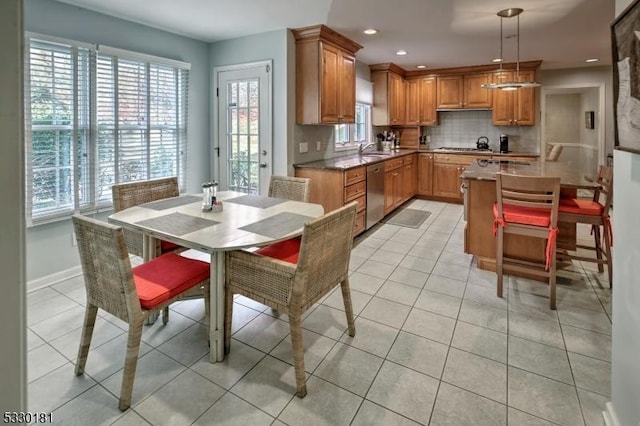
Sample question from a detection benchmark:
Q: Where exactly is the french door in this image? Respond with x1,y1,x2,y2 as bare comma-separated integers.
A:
215,61,272,194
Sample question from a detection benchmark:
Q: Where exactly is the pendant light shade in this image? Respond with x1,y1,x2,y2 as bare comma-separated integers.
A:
482,8,541,90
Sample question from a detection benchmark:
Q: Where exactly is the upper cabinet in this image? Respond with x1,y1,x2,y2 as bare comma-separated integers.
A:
436,73,492,109
491,70,536,126
371,64,406,126
405,76,437,126
292,25,362,125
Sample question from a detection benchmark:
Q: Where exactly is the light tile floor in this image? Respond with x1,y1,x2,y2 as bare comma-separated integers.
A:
27,199,612,425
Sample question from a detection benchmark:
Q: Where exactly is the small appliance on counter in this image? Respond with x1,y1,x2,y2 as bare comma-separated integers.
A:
476,136,490,150
499,134,509,153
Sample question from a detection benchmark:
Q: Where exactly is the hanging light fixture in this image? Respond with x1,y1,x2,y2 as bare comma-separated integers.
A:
482,8,541,90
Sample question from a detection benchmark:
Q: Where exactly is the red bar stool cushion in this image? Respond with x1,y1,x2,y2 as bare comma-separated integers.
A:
558,198,604,216
493,203,551,227
255,237,301,264
134,253,210,309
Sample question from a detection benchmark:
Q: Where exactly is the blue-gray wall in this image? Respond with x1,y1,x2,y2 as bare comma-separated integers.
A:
208,29,292,177
24,0,210,282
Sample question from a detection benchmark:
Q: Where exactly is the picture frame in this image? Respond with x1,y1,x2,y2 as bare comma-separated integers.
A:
585,111,595,129
611,0,640,154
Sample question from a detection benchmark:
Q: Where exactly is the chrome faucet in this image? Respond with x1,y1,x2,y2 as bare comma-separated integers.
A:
358,142,376,155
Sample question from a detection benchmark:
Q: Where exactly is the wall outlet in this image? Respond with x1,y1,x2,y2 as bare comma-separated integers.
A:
71,231,77,246
316,141,322,151
299,142,308,153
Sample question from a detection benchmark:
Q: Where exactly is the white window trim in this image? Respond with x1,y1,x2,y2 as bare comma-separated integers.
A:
335,103,372,152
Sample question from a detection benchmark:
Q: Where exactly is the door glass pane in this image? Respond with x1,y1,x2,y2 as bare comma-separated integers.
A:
226,77,260,194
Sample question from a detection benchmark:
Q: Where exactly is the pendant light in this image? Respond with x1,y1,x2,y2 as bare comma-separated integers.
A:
481,8,541,90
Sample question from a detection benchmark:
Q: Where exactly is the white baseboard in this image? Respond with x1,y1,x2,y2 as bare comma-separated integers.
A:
603,402,620,426
27,266,82,293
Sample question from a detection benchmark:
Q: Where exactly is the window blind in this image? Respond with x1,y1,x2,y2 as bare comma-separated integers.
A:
25,35,189,225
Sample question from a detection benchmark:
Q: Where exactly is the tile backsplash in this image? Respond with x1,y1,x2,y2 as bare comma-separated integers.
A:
424,110,540,153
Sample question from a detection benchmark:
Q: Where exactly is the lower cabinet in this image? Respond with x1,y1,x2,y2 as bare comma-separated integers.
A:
384,154,415,214
432,154,479,201
417,153,433,195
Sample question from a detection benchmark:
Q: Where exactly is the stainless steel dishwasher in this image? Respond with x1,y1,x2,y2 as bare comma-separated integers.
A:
366,163,385,229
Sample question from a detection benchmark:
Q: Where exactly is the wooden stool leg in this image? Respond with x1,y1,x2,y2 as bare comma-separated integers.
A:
496,227,505,298
549,244,557,310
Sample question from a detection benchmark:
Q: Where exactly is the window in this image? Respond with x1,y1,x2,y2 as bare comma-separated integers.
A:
25,36,189,224
335,103,371,149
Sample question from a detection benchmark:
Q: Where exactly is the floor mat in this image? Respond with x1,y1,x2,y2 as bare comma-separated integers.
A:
383,208,431,228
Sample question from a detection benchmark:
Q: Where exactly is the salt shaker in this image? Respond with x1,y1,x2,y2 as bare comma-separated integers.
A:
202,182,213,211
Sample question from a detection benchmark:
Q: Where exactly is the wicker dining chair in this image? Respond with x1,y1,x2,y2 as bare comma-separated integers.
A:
224,202,358,397
268,175,311,202
494,173,561,309
112,177,208,324
112,177,181,258
72,215,210,411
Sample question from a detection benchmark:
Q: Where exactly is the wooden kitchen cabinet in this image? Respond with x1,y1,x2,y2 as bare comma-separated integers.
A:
405,76,437,126
294,165,367,235
432,153,477,200
383,157,404,214
402,155,417,201
491,70,536,126
436,73,492,109
293,25,362,125
417,153,434,195
371,65,406,126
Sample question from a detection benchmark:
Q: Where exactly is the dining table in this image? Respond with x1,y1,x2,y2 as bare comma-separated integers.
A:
108,190,324,362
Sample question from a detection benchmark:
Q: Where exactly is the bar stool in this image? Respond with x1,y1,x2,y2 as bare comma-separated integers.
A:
557,166,613,286
494,173,561,309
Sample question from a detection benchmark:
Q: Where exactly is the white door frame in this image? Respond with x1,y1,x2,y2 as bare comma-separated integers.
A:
211,60,273,194
540,83,606,167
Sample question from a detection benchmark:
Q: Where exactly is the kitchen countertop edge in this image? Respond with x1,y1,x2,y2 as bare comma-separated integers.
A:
293,149,539,171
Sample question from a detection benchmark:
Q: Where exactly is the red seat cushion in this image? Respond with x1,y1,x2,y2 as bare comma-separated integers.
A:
134,253,209,310
255,237,301,264
559,198,604,216
160,240,181,253
493,203,551,227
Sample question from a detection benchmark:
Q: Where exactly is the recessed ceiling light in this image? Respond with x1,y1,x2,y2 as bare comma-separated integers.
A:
396,50,407,56
585,58,599,63
363,28,378,35
417,65,427,69
492,58,503,63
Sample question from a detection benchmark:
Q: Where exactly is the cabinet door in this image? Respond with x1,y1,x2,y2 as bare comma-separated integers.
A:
418,153,433,195
338,51,356,123
384,170,397,214
320,43,340,123
433,163,464,198
419,77,437,125
437,75,463,109
403,162,417,201
389,72,405,125
514,70,536,125
465,73,492,108
405,79,420,125
491,71,515,125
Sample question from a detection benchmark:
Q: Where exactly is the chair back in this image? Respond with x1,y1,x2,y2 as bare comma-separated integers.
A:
293,202,357,306
496,173,561,227
268,176,311,202
112,177,179,256
594,165,613,216
72,215,140,323
547,144,563,161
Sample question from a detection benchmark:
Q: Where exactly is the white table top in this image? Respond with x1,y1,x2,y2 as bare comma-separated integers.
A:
108,191,325,253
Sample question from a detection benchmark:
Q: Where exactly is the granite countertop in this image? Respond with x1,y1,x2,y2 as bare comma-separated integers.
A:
461,159,598,189
293,149,417,170
425,149,539,157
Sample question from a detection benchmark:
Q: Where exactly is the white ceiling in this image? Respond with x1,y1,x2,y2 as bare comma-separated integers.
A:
56,0,615,71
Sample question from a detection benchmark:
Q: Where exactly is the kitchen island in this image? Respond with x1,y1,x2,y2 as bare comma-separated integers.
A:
461,159,599,276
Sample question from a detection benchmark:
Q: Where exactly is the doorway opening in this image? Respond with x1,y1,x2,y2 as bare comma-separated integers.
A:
540,84,605,179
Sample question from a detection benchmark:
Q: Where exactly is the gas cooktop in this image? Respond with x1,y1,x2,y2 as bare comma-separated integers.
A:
434,147,493,152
